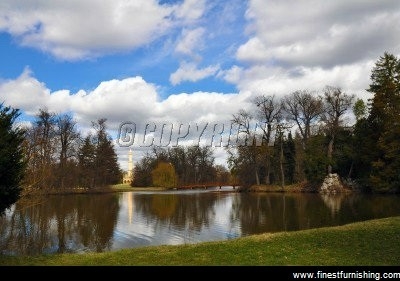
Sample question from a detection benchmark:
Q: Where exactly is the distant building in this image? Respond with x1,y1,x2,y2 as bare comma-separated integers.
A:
122,148,134,184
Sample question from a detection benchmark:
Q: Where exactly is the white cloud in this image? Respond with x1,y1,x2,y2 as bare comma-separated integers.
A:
0,67,50,115
175,27,205,58
170,62,220,85
239,0,400,68
0,69,252,129
173,0,206,23
161,90,251,123
223,61,375,100
220,0,400,104
236,37,269,63
221,65,243,85
0,0,185,60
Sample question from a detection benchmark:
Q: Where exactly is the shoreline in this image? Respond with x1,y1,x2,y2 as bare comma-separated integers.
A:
20,184,170,197
19,180,357,197
19,182,354,197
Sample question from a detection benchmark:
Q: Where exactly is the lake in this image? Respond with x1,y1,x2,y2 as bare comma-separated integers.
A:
1,187,400,256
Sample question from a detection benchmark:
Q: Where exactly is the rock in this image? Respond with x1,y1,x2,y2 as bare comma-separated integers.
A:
319,173,348,195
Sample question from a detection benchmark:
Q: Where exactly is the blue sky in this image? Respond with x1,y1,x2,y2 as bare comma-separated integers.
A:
1,0,399,169
0,1,245,94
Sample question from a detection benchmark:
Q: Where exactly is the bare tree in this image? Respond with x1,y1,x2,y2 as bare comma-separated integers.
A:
231,109,253,136
25,108,57,189
254,95,282,144
282,90,323,147
254,95,282,184
231,110,260,185
55,113,79,188
322,86,355,174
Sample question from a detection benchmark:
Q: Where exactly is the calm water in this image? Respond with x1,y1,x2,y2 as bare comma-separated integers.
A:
1,187,400,256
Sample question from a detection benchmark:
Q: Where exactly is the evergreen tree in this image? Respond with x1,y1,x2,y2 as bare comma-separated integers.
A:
284,131,296,184
351,115,375,188
331,128,354,179
92,119,122,187
0,103,26,212
95,136,121,185
365,52,400,192
131,154,156,187
303,134,330,189
78,135,96,188
78,119,122,188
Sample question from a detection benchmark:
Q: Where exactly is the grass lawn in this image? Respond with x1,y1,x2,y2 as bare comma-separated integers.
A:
1,216,399,266
110,184,169,192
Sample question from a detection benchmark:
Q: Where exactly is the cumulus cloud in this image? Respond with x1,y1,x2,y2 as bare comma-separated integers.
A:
169,62,220,85
0,70,163,128
220,0,400,104
0,0,203,60
238,0,400,68
161,90,251,123
0,69,254,160
0,67,50,115
223,61,375,100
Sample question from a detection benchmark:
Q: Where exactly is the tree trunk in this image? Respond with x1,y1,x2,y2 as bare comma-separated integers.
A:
280,138,285,190
327,135,334,174
347,161,354,179
265,158,270,185
255,168,260,185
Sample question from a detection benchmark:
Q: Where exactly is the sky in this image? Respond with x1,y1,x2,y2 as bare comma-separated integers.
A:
1,0,399,171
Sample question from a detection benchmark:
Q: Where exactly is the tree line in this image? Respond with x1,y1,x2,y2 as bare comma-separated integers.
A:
0,106,122,212
22,111,122,190
227,52,400,193
131,146,232,188
227,85,354,189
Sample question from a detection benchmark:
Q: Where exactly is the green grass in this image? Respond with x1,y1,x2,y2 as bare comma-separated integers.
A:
1,216,400,266
110,183,135,191
110,184,169,192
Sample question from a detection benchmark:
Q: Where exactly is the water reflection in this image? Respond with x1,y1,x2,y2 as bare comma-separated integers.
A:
113,190,222,249
320,193,347,216
1,190,400,256
0,194,119,255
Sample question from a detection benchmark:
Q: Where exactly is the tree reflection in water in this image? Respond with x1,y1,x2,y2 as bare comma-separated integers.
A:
2,190,400,256
0,193,119,255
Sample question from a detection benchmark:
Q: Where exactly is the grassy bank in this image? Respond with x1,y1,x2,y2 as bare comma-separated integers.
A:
19,184,169,197
246,182,308,193
110,183,169,192
20,182,314,196
1,216,399,266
